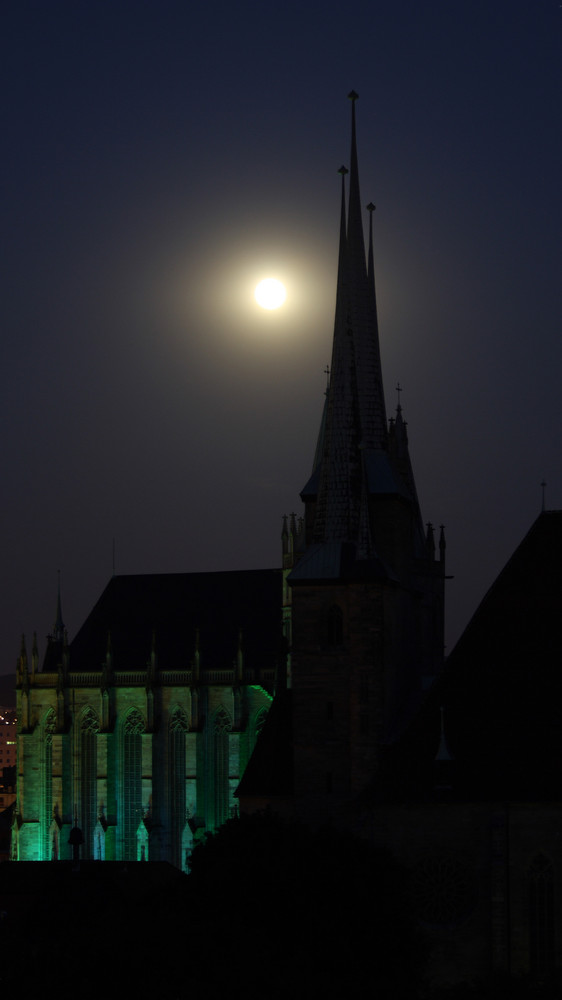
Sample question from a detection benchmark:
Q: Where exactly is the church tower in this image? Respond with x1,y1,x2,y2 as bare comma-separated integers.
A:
288,93,445,824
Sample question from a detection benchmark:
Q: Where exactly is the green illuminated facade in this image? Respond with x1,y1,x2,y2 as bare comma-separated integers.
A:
14,570,280,868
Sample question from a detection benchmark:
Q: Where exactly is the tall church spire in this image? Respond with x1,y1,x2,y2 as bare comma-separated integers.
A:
344,91,387,453
300,92,391,562
255,95,445,825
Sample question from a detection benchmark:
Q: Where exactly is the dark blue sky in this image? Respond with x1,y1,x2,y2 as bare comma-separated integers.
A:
2,0,560,670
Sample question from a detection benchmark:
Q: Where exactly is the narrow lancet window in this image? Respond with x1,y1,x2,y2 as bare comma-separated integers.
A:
327,605,343,646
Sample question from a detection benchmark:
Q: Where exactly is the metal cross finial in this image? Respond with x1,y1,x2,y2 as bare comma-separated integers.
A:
395,382,403,411
541,479,547,512
324,365,330,389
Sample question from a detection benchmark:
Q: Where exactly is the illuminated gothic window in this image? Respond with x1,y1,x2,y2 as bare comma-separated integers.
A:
327,605,343,646
93,818,105,861
48,816,60,861
212,708,232,830
169,708,188,870
41,711,56,861
80,708,100,861
122,709,145,861
529,853,555,980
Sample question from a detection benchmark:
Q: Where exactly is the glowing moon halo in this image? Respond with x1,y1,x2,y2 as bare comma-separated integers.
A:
254,278,286,310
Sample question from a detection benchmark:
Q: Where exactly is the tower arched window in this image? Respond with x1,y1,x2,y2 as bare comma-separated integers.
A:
80,708,100,860
122,709,145,861
327,604,343,646
169,708,188,870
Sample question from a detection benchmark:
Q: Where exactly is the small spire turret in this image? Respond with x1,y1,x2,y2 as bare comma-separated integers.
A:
192,628,201,684
17,634,29,688
53,571,65,644
439,525,446,567
32,631,38,678
236,628,243,685
426,523,435,560
281,514,289,555
62,628,69,675
147,629,157,687
100,631,113,696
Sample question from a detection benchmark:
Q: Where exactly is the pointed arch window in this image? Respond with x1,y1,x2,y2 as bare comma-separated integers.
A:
93,818,105,861
80,708,100,860
122,709,145,861
41,711,56,861
327,604,343,646
529,853,555,980
169,708,188,870
212,708,232,830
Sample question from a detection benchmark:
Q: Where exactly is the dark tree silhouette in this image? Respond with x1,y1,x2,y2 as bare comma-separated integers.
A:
187,810,426,996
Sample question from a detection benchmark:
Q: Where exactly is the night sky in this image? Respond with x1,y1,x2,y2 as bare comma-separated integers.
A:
2,0,560,673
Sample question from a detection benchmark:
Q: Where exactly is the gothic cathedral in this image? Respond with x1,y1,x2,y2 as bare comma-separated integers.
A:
14,92,562,988
14,93,445,863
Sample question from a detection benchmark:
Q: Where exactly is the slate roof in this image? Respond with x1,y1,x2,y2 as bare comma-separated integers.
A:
288,540,390,583
48,568,283,675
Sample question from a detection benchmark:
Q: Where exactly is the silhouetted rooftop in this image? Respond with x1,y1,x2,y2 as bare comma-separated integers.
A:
382,511,562,801
236,690,294,799
45,568,282,675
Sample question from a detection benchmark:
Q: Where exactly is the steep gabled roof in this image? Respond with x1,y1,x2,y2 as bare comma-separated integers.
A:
52,568,282,675
440,511,562,782
381,511,562,801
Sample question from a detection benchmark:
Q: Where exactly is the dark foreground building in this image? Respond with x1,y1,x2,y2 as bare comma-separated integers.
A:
14,95,561,991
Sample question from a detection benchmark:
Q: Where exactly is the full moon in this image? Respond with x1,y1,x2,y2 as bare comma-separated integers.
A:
254,278,286,310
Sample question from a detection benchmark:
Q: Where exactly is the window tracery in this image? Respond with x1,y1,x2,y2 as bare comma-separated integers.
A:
212,708,232,829
80,708,100,859
169,708,188,868
122,709,145,860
